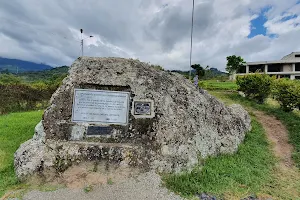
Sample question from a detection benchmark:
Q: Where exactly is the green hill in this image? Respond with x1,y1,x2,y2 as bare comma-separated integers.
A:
17,66,69,83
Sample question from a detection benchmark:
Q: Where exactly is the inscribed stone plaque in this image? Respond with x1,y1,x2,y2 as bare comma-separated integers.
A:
72,89,130,125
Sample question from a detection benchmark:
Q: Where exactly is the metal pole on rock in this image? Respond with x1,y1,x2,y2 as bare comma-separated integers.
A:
189,0,195,80
80,29,83,57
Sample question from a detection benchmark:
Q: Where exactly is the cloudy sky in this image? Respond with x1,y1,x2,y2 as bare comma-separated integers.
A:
0,0,300,71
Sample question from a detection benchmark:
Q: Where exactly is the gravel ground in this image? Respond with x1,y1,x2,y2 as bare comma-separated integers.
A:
23,172,185,200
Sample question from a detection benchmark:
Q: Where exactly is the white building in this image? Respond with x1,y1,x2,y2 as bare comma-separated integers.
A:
235,52,300,80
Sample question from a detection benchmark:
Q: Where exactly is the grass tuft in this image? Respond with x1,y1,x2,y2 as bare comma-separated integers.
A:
107,178,113,185
83,185,93,193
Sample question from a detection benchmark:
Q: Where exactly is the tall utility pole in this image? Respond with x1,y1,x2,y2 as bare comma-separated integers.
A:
189,0,195,79
80,29,83,57
80,29,93,57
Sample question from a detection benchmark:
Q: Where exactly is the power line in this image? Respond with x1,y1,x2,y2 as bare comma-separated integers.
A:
189,0,195,79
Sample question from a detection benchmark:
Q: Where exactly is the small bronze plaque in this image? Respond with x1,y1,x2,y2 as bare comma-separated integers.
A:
86,126,113,136
134,101,151,115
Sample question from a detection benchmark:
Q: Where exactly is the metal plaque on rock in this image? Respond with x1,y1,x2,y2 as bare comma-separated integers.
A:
86,126,113,136
134,101,152,115
72,89,130,125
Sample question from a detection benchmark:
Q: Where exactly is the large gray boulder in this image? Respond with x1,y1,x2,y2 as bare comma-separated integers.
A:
15,57,251,180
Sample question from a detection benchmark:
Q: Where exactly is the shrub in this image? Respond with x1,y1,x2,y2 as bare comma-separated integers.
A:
0,74,22,84
236,74,274,104
0,72,65,114
272,79,300,112
0,82,58,114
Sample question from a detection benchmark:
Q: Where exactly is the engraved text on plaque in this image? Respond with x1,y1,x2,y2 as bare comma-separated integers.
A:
72,89,130,124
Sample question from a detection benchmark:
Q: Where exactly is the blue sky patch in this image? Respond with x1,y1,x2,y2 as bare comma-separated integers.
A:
281,14,297,22
269,34,278,39
248,7,271,38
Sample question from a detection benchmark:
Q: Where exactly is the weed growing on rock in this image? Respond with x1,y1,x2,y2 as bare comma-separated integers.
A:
83,185,93,193
107,178,113,185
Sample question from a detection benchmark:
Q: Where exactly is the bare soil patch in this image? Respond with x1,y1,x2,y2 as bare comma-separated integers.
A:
253,111,294,168
22,172,183,200
38,162,141,189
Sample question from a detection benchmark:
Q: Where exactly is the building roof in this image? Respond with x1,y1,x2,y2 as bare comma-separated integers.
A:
282,52,300,60
247,52,300,65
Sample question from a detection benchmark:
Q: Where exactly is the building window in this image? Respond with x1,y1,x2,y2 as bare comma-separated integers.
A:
249,65,264,73
295,76,300,80
268,64,281,72
237,66,246,73
295,54,300,57
296,63,300,71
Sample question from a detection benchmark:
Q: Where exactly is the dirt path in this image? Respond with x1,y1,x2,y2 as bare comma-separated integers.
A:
253,111,294,168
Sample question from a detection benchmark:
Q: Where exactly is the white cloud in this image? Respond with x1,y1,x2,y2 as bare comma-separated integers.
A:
0,0,299,71
265,11,300,35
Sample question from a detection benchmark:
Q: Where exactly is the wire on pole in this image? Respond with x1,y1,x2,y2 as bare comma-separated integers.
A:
189,0,195,80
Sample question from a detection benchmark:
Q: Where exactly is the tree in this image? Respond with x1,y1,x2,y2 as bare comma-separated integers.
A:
226,55,246,74
191,64,205,79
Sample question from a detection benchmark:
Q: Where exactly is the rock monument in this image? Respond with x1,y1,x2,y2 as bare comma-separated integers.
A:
14,57,251,181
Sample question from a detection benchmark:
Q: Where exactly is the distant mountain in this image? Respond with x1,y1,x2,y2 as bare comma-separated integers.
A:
209,68,227,75
0,57,53,73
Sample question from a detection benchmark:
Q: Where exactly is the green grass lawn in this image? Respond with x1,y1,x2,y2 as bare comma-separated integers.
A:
210,91,300,168
0,111,43,197
163,119,276,199
200,80,238,91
